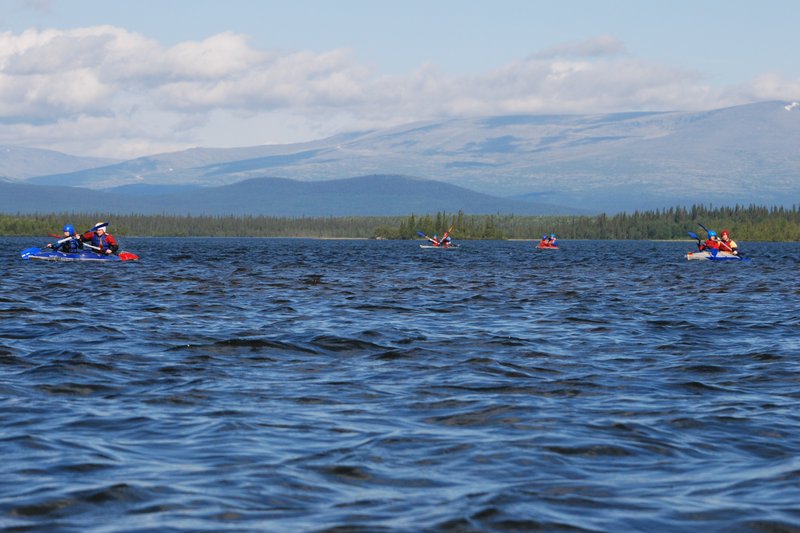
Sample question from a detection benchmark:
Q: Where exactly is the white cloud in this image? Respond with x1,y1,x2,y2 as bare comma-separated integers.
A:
155,48,371,111
746,73,800,101
0,26,797,158
163,31,266,80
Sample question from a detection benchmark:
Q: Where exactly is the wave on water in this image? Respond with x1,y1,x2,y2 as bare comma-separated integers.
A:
1,237,799,530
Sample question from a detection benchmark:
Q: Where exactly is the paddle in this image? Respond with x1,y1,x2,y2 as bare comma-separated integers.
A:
20,247,40,259
51,235,82,248
83,240,138,260
22,242,99,259
437,225,455,247
713,232,745,257
417,231,440,246
83,221,109,235
45,221,109,248
718,244,746,259
83,242,138,260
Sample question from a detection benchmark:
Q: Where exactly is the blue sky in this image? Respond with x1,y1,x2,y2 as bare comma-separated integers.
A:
1,0,798,158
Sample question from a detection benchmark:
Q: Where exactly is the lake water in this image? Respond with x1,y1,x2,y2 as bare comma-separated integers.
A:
2,237,799,531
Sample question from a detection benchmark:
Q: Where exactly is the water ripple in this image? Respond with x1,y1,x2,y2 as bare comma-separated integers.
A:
1,237,799,530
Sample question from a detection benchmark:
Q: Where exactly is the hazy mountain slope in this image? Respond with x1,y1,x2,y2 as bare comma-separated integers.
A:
24,133,365,188
0,145,117,180
0,180,129,213
138,175,577,216
0,175,580,216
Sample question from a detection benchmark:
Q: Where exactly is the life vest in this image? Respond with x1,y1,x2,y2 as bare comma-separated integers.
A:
90,232,117,252
719,239,737,253
92,233,107,249
63,237,81,253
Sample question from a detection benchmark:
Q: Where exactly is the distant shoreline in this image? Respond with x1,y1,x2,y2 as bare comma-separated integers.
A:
5,235,791,243
1,207,798,242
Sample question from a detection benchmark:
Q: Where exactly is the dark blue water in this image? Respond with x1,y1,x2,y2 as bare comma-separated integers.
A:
2,237,799,532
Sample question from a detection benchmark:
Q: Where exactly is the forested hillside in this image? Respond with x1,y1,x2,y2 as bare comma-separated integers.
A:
1,204,798,241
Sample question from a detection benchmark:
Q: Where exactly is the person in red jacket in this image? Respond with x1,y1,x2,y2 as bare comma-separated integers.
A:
81,222,119,255
718,229,739,254
698,230,720,251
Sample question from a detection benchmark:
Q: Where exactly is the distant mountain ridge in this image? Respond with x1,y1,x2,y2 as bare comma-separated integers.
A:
0,175,582,216
0,145,117,180
4,101,800,213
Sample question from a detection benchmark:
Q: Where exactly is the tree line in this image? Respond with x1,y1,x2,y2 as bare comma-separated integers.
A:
400,204,800,241
0,204,798,241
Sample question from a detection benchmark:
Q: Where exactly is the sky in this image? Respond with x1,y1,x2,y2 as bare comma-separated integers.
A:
1,0,798,159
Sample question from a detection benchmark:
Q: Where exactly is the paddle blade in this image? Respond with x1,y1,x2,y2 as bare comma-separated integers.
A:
20,247,39,259
709,248,718,257
687,231,699,240
416,230,439,245
118,252,139,261
88,221,109,233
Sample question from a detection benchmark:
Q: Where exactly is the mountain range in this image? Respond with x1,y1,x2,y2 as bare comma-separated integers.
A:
0,175,577,216
2,100,799,215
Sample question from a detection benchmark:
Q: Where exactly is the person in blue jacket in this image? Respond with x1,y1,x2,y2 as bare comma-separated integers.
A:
46,224,83,253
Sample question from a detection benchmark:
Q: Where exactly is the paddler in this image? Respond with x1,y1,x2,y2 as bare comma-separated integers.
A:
46,224,83,253
81,222,120,255
698,230,721,251
718,229,738,254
